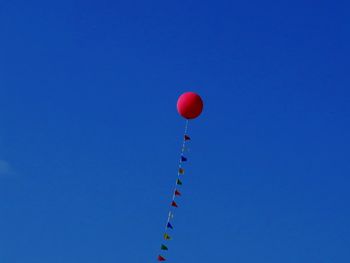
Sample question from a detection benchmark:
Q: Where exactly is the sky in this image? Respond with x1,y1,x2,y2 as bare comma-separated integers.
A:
0,0,349,262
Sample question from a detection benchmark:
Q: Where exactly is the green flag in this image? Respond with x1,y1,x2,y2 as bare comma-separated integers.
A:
176,179,183,185
161,244,168,251
164,233,171,240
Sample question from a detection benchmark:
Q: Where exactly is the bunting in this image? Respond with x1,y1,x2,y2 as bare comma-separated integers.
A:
158,255,166,261
156,120,193,262
161,244,168,251
178,168,185,175
176,179,182,186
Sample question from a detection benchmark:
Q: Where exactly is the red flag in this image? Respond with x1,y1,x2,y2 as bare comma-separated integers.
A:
158,255,166,261
171,201,178,208
184,135,191,141
175,190,181,196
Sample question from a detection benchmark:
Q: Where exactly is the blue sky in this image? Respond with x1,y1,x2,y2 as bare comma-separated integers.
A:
0,0,349,262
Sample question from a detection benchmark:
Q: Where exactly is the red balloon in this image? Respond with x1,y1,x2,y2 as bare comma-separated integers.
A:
177,92,203,119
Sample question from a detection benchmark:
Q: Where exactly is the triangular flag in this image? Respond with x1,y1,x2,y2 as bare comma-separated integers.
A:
184,135,191,141
167,222,173,229
164,233,171,240
178,168,185,175
181,156,187,162
161,244,168,251
175,190,181,196
176,179,183,185
158,255,166,261
171,201,178,208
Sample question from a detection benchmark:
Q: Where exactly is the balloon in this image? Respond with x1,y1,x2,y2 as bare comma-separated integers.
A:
177,92,203,119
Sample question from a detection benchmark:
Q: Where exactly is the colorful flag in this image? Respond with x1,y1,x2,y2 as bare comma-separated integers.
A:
161,244,168,251
178,168,185,175
158,255,166,261
181,156,187,162
164,233,171,240
184,135,191,141
176,179,183,185
175,190,181,196
167,222,173,229
171,201,178,208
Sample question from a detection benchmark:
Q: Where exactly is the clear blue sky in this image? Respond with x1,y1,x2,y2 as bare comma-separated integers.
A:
0,0,349,262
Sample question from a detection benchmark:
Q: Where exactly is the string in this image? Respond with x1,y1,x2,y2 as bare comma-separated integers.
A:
158,119,189,259
167,119,188,226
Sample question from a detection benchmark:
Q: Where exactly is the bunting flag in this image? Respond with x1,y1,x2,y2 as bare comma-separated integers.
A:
158,255,166,261
155,92,203,262
161,244,168,251
155,122,191,261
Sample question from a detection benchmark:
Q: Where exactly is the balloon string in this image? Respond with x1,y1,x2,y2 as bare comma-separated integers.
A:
164,119,188,229
158,120,189,258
